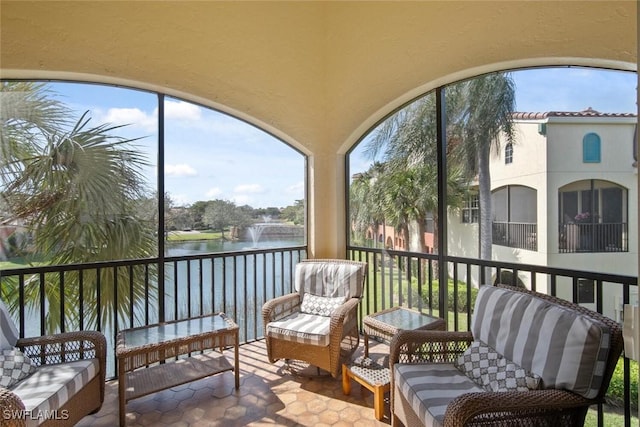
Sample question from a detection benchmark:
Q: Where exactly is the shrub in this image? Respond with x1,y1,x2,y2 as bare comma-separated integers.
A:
418,280,479,313
606,358,638,412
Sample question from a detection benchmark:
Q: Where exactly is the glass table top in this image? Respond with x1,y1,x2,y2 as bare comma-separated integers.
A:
121,314,234,348
371,307,440,330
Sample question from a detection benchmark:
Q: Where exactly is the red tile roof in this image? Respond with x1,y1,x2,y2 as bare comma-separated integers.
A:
512,107,637,120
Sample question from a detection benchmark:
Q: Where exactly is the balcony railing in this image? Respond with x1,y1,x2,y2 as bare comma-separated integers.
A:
0,246,307,378
0,245,636,426
560,222,628,253
492,221,537,251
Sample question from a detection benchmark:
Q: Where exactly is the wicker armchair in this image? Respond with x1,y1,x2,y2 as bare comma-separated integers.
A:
262,259,367,378
389,285,623,427
0,300,106,427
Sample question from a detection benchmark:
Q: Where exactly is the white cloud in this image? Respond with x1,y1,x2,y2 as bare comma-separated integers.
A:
163,100,202,121
234,184,265,194
102,107,156,131
205,187,223,198
165,163,197,177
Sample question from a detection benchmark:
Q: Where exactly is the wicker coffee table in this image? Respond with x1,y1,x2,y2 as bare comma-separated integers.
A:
363,306,446,356
116,313,239,426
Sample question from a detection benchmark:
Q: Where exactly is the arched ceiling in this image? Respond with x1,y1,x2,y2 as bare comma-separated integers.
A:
1,1,637,156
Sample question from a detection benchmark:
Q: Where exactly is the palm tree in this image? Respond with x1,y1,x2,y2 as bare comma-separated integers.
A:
363,73,516,263
0,82,156,333
364,93,466,254
350,163,386,247
447,73,516,262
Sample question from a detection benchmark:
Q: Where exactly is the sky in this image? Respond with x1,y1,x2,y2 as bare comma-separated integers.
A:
48,67,637,208
349,67,638,176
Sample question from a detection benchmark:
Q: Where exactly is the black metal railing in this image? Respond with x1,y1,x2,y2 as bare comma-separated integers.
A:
0,245,636,425
348,245,637,427
0,246,307,378
560,222,628,253
492,221,537,251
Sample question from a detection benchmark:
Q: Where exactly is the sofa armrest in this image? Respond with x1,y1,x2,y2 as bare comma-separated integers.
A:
0,386,26,427
16,330,106,404
390,329,473,366
443,389,591,427
17,330,106,367
262,293,301,324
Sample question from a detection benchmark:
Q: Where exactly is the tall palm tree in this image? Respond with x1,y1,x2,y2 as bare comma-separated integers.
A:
448,73,516,262
0,82,156,333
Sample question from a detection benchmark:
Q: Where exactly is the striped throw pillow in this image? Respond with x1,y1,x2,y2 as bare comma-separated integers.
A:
472,286,610,399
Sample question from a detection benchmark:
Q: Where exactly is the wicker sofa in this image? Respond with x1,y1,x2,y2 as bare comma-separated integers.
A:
0,300,106,427
390,284,623,427
262,259,367,378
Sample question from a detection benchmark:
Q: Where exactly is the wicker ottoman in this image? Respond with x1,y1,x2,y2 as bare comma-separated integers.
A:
342,356,391,421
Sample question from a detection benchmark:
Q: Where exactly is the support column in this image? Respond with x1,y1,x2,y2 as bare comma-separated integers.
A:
306,151,347,259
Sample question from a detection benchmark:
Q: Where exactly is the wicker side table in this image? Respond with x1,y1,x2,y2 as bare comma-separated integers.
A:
363,306,446,357
342,356,391,421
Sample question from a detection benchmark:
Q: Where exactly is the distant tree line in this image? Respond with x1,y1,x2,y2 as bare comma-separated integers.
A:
164,197,304,239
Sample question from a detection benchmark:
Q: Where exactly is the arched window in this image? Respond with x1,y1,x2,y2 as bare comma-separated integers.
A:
583,133,601,163
505,143,513,164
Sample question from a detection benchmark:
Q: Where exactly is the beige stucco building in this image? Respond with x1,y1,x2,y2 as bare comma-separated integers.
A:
449,110,638,317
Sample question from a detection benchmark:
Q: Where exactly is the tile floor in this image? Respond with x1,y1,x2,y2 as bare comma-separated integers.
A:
77,340,392,427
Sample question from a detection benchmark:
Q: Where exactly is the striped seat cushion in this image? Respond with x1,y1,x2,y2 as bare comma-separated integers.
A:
472,286,610,399
294,261,364,299
10,359,99,427
394,363,484,426
0,299,19,350
266,312,330,346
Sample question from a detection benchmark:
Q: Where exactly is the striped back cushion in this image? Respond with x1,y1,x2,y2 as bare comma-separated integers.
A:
0,299,19,350
472,286,610,399
294,260,366,299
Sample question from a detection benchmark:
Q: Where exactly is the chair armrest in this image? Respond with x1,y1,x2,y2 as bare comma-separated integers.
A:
390,329,473,366
329,297,360,333
262,293,301,323
443,389,591,427
16,330,106,393
0,386,26,427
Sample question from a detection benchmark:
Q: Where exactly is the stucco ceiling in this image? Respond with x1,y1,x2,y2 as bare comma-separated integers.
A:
1,1,637,156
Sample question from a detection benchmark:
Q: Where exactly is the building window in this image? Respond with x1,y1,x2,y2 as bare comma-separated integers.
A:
505,143,513,164
583,133,601,163
491,185,537,251
558,180,628,253
461,195,479,223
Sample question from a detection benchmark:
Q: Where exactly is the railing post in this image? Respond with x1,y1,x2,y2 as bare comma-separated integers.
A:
436,87,449,325
157,93,166,323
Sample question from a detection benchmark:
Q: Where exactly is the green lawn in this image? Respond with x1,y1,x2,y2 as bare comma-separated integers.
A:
166,230,222,241
585,407,638,426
